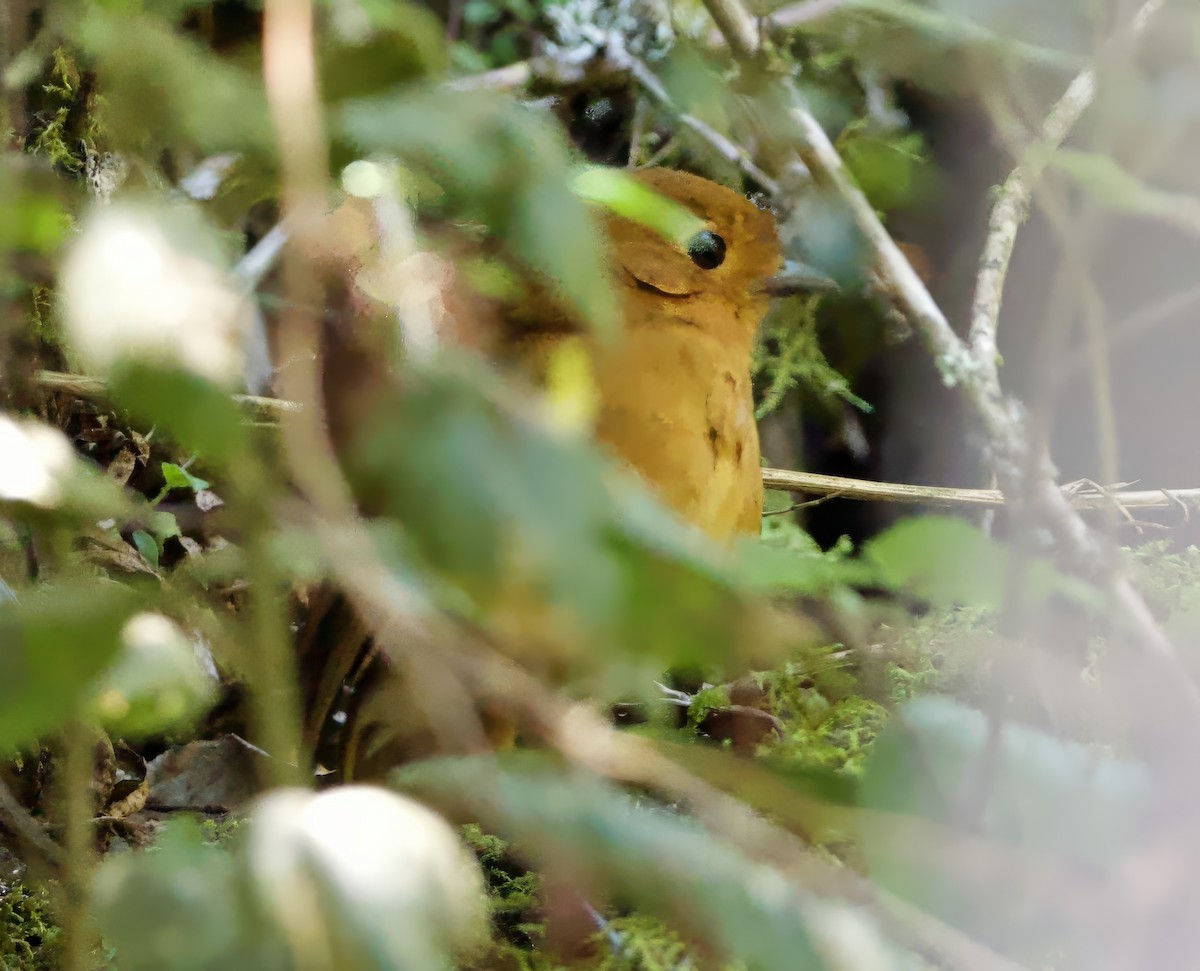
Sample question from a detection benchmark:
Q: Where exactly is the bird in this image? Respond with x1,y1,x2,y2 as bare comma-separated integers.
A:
500,166,782,541
293,166,783,778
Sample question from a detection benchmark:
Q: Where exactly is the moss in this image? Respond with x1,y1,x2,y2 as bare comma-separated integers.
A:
753,661,887,774
199,814,245,846
685,684,731,732
0,878,61,971
1128,541,1200,620
593,915,692,971
883,605,998,706
753,294,872,421
462,824,545,953
26,47,100,174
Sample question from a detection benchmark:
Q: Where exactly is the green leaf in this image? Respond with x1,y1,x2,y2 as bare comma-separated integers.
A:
570,166,706,248
108,362,246,466
860,696,1150,959
735,540,876,595
88,613,217,737
396,756,828,970
346,355,756,674
320,3,446,105
861,514,1101,611
337,87,618,335
80,11,271,156
0,163,72,255
462,0,500,27
161,462,209,493
0,579,141,749
92,816,285,971
840,128,929,211
131,529,160,568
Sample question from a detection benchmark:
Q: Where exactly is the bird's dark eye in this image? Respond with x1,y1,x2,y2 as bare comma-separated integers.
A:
686,230,726,270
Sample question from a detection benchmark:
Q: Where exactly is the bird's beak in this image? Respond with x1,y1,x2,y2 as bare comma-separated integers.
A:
758,259,839,297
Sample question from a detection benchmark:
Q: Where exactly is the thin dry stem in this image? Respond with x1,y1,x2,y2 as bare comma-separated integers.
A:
762,467,1200,515
0,776,63,872
624,54,780,194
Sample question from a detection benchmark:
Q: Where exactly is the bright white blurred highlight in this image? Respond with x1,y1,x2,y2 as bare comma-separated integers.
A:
341,159,389,199
0,416,76,508
92,611,218,733
806,902,895,971
59,201,253,385
121,611,182,651
247,786,487,967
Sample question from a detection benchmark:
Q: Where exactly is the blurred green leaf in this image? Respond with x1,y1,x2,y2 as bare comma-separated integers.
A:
570,166,705,247
1049,149,1200,226
840,127,928,211
161,462,209,493
89,613,217,737
320,3,447,104
396,755,828,970
131,529,160,567
463,0,500,27
860,696,1150,959
79,11,272,156
108,363,246,466
347,355,755,674
92,816,285,971
862,696,1149,859
861,514,1101,611
0,579,140,749
0,164,72,255
735,540,875,595
337,87,619,335
661,738,860,819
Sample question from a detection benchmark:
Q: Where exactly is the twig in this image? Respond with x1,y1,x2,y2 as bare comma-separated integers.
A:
0,777,64,872
623,53,780,195
767,0,852,28
60,722,97,971
258,0,339,787
970,0,1165,366
446,59,535,91
235,222,291,290
762,468,1200,515
33,370,304,413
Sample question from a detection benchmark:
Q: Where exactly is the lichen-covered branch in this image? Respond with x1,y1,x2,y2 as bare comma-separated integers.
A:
698,0,1200,720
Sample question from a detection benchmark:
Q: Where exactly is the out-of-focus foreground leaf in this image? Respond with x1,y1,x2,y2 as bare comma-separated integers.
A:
346,356,773,680
108,363,247,466
337,87,620,335
92,816,287,971
88,612,217,738
0,579,142,750
397,754,850,971
570,165,706,247
78,11,272,157
860,696,1151,962
861,514,1102,611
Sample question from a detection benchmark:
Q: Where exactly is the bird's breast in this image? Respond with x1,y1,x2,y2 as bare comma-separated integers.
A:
591,324,763,541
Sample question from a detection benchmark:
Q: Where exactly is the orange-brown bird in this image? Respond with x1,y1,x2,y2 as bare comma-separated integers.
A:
295,166,783,776
502,166,782,541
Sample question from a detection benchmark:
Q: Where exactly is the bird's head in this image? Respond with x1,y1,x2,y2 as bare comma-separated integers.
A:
604,167,783,341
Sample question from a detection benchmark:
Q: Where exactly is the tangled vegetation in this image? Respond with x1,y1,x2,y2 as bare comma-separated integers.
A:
4,0,1200,969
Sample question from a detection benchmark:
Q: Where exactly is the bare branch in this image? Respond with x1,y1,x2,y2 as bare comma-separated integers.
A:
623,54,780,194
763,467,1200,516
699,0,1200,721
